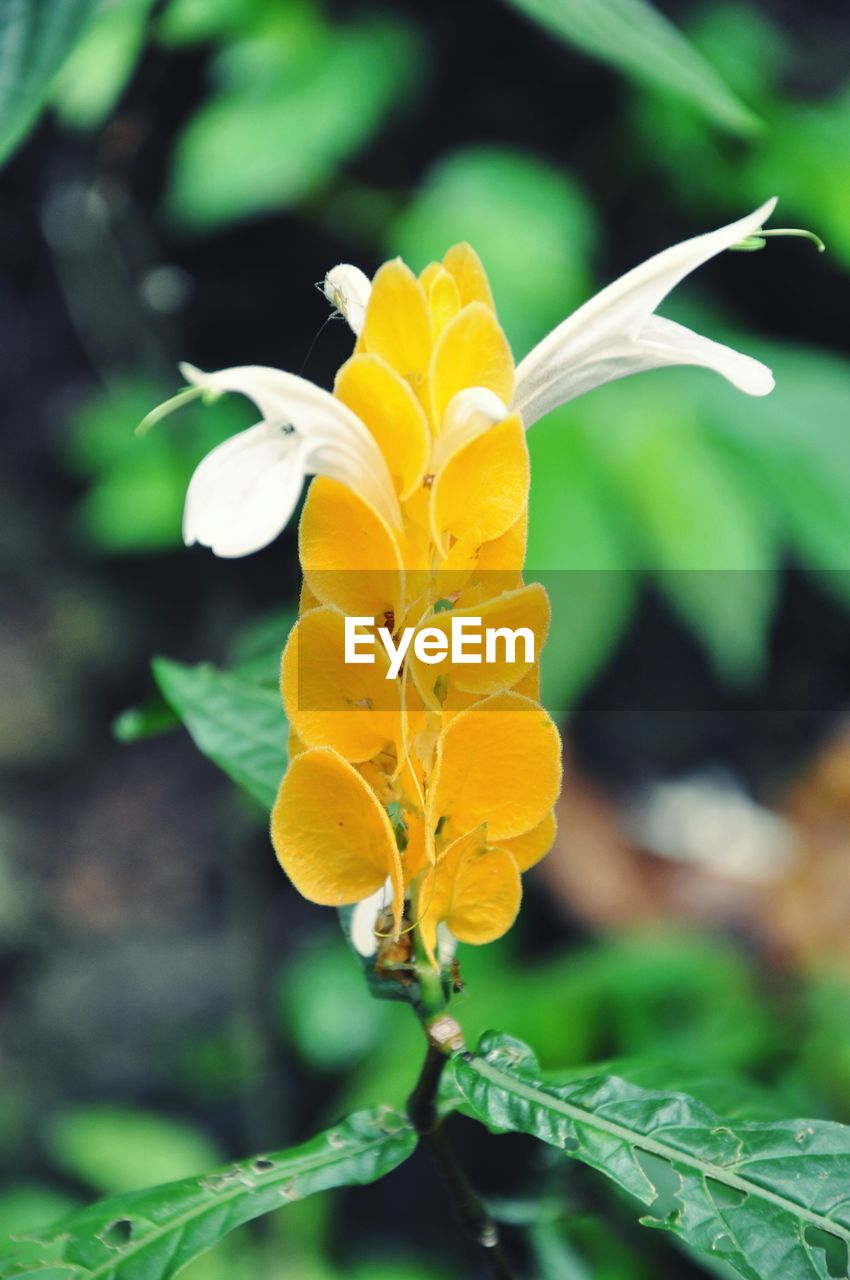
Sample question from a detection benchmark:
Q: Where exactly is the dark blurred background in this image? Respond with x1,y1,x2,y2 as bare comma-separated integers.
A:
3,0,850,1275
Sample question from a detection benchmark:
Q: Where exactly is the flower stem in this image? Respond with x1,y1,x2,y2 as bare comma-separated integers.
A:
407,933,518,1279
407,1043,518,1279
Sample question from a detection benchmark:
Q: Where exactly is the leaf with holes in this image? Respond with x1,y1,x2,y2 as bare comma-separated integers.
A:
153,657,287,809
451,1032,850,1280
0,0,100,166
501,0,760,136
0,1108,416,1280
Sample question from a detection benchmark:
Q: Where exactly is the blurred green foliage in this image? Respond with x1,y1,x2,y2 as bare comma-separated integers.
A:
64,378,252,553
162,2,421,229
501,0,761,135
50,0,156,131
45,1105,223,1195
0,0,98,164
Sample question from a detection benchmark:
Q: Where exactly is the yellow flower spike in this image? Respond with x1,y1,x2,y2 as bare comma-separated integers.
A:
271,746,405,934
419,828,522,965
429,302,514,429
426,266,462,337
428,690,562,843
429,413,529,555
408,583,550,710
334,354,430,501
442,242,496,310
300,476,405,623
361,259,432,393
281,606,399,763
500,810,557,872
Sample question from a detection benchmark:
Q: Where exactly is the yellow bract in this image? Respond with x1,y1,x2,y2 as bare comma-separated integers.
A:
361,259,431,395
409,584,550,709
442,243,495,310
335,354,429,501
300,476,404,623
430,302,514,427
424,265,462,336
281,606,399,763
500,810,557,872
270,241,562,963
430,414,529,555
429,691,562,843
271,746,404,932
419,828,522,963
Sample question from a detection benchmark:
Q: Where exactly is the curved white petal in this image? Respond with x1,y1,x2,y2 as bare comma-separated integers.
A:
180,364,401,557
323,264,371,335
640,316,774,396
513,198,777,426
183,422,307,558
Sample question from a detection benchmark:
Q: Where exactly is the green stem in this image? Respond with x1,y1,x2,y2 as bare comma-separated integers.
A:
759,227,826,252
407,1041,518,1280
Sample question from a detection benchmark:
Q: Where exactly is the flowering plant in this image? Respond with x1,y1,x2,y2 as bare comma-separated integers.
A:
7,207,850,1280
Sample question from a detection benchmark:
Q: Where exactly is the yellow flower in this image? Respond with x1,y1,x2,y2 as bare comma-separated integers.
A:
153,203,780,969
269,243,561,961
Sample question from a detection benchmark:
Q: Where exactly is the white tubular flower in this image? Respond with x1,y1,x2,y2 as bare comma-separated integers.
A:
323,264,372,335
181,363,400,558
512,198,778,427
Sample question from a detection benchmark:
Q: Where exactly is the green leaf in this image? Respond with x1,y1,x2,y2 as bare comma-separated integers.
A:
0,1110,416,1280
701,341,850,606
0,0,99,166
153,658,287,809
156,0,266,46
276,934,390,1072
528,1221,595,1280
50,0,154,130
166,13,420,229
452,1032,850,1280
527,408,635,714
501,0,760,137
597,385,777,682
390,146,595,355
0,1184,79,1240
227,608,294,687
112,696,179,744
45,1107,223,1196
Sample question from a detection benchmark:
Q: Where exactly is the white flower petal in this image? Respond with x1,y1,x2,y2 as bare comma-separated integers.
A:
350,879,393,957
183,422,306,558
180,363,401,556
436,922,457,967
513,198,777,426
323,264,371,335
640,315,774,396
